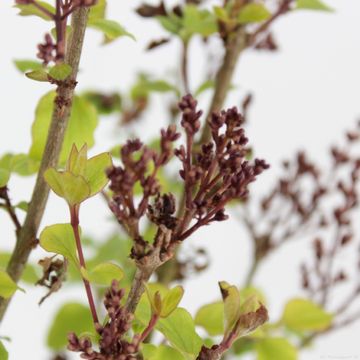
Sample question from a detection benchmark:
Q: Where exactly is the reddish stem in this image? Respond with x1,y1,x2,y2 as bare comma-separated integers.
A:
134,313,159,351
70,205,99,326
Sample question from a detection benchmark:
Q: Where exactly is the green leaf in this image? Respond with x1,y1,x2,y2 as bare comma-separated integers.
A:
47,302,94,350
194,80,215,96
44,168,91,205
157,14,183,35
14,59,43,73
142,344,185,360
15,201,29,212
131,75,179,99
238,3,271,24
39,223,79,266
29,92,98,164
0,253,38,284
89,19,136,43
14,1,55,20
156,308,203,358
8,153,39,176
84,152,112,196
0,169,10,187
161,286,184,318
0,341,8,360
213,6,230,22
25,69,49,82
89,0,107,21
296,0,334,11
283,298,333,332
49,63,72,81
182,5,218,38
256,338,297,360
81,262,123,286
195,302,224,336
0,270,19,298
219,281,241,337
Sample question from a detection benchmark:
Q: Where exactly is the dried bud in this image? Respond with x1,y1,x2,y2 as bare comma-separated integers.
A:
136,2,167,17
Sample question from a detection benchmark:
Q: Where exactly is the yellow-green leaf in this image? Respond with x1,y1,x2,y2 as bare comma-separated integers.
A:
0,341,8,360
14,59,43,73
142,344,185,360
238,3,271,24
89,19,136,43
66,144,88,177
84,152,112,196
195,302,224,336
39,223,79,266
161,286,184,318
283,298,333,332
296,0,333,12
0,270,19,299
29,92,98,164
0,169,10,187
47,302,94,350
81,262,123,286
44,168,90,205
89,0,107,21
219,281,241,337
25,69,49,82
14,1,55,20
49,63,72,81
256,337,297,360
156,308,203,358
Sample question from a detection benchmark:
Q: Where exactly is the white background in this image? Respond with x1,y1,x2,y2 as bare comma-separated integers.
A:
1,0,360,359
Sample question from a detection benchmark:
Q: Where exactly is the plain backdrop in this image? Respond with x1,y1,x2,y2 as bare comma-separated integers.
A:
1,0,360,359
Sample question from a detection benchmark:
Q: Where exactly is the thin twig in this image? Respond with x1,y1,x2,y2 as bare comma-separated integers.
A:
0,187,22,236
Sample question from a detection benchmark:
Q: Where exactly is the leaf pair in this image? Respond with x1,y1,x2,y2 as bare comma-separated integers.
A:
26,63,72,82
44,144,112,206
219,281,268,339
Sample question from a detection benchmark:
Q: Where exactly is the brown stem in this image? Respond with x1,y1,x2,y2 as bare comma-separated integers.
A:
0,6,90,322
181,40,190,94
198,27,247,144
70,206,99,325
125,267,153,314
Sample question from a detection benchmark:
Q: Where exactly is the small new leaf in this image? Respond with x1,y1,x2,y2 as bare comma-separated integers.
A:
161,286,184,318
25,69,49,82
219,281,241,337
89,19,136,43
238,3,271,24
14,59,43,73
296,0,334,12
49,63,72,81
